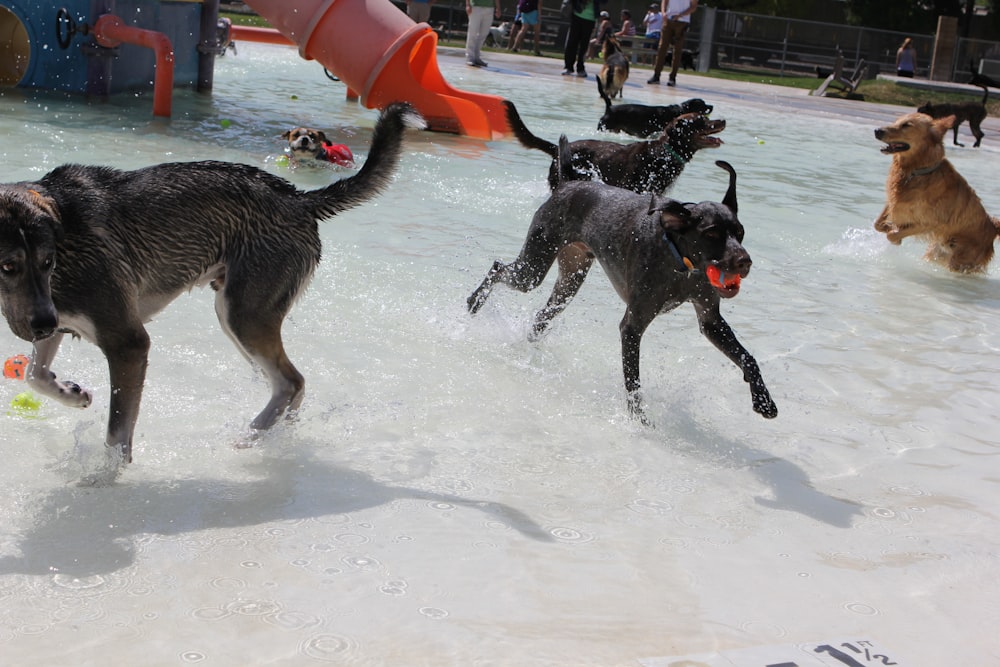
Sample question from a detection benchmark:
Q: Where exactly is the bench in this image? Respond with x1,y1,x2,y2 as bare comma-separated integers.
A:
620,39,660,65
811,50,867,98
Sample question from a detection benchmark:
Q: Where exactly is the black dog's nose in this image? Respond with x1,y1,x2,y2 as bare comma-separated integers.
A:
736,254,752,275
30,311,58,340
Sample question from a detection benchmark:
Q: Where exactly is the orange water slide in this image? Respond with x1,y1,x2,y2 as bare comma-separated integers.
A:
242,0,509,139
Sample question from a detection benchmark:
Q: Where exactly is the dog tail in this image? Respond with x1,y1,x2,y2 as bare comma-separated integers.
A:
554,135,578,188
980,84,990,106
596,76,612,113
503,100,558,158
306,102,425,218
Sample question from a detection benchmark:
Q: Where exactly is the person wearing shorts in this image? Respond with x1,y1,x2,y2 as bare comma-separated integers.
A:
512,0,541,55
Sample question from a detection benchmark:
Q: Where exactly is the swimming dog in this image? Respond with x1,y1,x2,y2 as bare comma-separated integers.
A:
597,79,714,137
505,99,724,194
0,103,421,464
468,137,776,422
874,112,999,272
282,127,355,166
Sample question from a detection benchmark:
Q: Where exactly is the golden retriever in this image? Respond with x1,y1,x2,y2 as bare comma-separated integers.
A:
874,112,999,273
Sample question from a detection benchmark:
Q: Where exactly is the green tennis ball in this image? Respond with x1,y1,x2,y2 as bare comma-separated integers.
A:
220,118,232,129
9,391,42,417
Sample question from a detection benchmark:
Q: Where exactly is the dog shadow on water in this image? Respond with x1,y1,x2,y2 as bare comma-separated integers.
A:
653,408,863,528
0,453,554,579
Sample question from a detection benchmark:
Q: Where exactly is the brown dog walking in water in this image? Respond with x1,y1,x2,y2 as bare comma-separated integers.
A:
874,112,999,273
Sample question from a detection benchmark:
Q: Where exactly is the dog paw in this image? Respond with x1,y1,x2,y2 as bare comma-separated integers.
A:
626,393,653,426
60,382,93,408
753,392,778,419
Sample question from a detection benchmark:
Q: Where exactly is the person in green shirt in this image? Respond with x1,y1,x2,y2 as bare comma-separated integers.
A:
562,0,606,77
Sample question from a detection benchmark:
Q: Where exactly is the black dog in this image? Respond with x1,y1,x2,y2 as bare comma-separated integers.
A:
505,100,724,194
597,77,714,137
665,49,697,71
467,137,777,422
968,58,1000,90
917,85,988,147
0,103,421,465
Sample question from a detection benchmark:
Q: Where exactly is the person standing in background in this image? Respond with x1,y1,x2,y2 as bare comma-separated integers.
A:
406,0,434,24
512,0,543,56
466,0,501,67
642,3,662,46
648,0,697,86
896,37,917,78
562,0,605,78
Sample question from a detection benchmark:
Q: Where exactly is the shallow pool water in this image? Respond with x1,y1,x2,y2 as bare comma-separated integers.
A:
1,42,999,666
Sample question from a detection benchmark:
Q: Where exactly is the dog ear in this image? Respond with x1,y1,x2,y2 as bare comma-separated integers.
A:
25,187,63,240
933,115,956,138
649,197,693,231
26,188,60,223
280,130,291,140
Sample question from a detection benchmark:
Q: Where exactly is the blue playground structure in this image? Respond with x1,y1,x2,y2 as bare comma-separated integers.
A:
1,0,223,114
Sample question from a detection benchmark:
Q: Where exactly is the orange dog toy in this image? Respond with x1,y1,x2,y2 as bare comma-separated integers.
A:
3,354,29,380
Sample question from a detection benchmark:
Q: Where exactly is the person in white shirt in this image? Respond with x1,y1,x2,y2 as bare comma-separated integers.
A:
643,3,662,45
648,0,697,86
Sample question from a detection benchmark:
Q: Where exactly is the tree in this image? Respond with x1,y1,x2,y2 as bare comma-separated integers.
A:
845,0,935,33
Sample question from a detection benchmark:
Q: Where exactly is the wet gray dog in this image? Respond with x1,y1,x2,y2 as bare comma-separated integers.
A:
467,136,777,422
0,103,421,464
505,99,724,195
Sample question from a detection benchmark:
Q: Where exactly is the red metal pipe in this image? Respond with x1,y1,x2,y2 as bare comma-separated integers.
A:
92,15,175,117
229,25,296,47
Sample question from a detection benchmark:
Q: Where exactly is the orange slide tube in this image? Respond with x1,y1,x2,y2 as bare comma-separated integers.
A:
242,0,509,139
92,15,175,118
229,25,295,48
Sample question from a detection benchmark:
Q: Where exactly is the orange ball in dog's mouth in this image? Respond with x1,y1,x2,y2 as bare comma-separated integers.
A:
705,264,741,296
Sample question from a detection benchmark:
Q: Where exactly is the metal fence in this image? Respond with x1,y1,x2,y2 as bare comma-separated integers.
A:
664,9,1000,83
418,2,999,84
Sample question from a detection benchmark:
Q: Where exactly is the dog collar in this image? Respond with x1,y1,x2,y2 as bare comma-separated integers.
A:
906,161,943,183
663,144,688,164
662,232,695,272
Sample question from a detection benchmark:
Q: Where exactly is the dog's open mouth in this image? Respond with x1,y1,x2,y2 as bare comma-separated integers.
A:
695,119,726,149
880,141,909,154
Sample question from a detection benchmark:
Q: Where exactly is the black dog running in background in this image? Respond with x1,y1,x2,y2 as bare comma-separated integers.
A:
468,136,777,422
